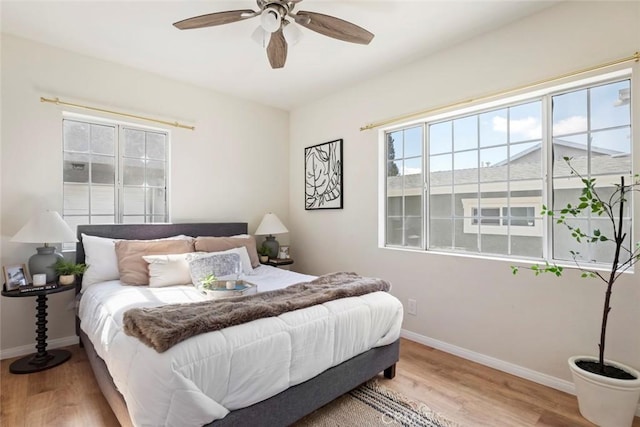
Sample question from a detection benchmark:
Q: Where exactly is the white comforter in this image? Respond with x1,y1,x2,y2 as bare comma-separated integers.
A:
79,266,403,426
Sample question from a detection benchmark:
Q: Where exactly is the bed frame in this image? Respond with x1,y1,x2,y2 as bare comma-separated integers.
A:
75,223,399,427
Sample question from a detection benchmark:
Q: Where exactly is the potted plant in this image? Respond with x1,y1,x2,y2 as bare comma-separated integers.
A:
257,244,270,263
53,259,88,285
200,274,219,290
512,158,640,426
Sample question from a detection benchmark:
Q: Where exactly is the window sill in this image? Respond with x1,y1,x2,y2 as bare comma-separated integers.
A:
379,245,634,274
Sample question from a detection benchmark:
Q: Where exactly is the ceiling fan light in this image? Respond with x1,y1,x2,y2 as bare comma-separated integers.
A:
251,26,271,48
260,8,281,33
282,21,302,46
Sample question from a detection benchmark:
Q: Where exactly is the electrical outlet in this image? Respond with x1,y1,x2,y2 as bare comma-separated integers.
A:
407,299,417,315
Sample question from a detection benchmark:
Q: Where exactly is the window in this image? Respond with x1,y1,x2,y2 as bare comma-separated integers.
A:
386,126,423,248
551,80,632,264
63,117,169,245
461,197,542,237
383,75,633,266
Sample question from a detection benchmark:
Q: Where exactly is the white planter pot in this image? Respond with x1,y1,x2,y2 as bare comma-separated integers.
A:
58,274,75,285
568,356,640,427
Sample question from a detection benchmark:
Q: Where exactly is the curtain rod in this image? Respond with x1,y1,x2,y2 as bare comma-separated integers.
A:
360,51,639,132
40,97,195,131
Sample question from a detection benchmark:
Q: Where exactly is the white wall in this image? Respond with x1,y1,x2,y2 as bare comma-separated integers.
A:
0,35,290,353
289,1,640,383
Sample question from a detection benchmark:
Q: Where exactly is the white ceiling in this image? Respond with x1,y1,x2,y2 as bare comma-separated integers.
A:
1,1,557,110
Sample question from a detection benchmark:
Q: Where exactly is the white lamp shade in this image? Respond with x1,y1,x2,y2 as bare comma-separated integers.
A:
251,26,271,48
283,21,302,46
260,8,281,33
11,210,78,244
255,213,288,235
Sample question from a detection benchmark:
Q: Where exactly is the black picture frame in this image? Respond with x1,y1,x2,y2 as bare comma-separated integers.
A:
305,139,343,210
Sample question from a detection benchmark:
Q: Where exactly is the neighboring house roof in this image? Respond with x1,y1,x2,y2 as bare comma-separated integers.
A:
493,138,625,167
387,155,632,194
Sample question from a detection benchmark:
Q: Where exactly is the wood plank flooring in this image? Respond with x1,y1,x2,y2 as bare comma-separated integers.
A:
1,339,638,426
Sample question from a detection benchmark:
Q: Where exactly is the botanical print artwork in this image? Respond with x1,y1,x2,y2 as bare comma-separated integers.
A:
305,139,343,210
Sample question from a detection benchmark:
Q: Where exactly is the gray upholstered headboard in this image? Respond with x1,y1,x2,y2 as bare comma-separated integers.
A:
74,222,248,293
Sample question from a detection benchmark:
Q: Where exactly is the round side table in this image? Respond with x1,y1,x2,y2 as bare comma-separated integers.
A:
1,283,76,374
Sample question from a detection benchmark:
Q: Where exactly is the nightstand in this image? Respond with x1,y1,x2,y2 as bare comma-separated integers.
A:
1,283,76,374
261,258,294,270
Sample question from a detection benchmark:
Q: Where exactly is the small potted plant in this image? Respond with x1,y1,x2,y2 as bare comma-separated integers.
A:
257,244,270,263
53,259,88,285
513,158,640,426
200,274,219,290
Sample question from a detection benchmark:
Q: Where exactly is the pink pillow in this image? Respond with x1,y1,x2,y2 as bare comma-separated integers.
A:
115,239,195,285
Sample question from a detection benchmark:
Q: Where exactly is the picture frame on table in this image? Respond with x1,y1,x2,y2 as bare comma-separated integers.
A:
278,245,290,259
305,139,343,210
3,264,30,291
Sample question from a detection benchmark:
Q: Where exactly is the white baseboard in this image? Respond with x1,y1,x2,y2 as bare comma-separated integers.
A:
0,335,79,360
400,329,640,418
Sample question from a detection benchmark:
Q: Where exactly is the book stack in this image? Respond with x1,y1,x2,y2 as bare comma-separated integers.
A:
19,283,58,293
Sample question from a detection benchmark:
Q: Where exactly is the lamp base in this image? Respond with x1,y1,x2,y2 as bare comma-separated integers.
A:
262,235,280,259
29,247,63,283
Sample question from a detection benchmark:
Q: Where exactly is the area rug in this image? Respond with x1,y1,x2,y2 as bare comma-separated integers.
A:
295,380,458,426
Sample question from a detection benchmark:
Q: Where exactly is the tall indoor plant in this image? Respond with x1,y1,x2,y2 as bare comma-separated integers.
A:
512,158,640,426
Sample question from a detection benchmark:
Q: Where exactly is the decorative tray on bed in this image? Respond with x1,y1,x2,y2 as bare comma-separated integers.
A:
199,280,257,299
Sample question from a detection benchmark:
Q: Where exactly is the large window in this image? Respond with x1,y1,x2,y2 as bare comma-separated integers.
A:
63,117,169,242
384,75,633,266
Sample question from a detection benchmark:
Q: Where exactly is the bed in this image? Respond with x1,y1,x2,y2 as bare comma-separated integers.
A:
75,223,402,426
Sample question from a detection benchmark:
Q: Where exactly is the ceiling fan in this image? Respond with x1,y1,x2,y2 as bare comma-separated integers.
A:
173,0,374,69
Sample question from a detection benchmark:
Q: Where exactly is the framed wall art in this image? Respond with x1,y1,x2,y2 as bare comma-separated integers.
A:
305,139,343,210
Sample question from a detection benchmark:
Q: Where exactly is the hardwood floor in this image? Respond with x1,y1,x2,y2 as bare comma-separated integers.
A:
380,340,640,427
1,339,638,426
1,345,119,427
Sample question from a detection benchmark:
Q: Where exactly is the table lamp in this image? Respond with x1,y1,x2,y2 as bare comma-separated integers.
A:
10,210,78,283
255,212,288,258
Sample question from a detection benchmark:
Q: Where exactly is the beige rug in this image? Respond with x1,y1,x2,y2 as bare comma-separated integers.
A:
295,380,458,426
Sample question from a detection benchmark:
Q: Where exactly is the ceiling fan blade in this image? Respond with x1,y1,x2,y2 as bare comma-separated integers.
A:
173,10,257,30
294,11,374,45
267,28,288,69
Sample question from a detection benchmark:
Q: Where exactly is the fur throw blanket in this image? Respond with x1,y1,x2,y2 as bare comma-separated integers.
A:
123,272,390,353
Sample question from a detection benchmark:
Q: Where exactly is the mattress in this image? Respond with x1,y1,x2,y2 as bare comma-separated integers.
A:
78,265,403,426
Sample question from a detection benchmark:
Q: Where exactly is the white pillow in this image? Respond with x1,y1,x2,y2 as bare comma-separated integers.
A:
143,252,198,288
143,246,253,288
188,246,254,276
80,233,193,291
81,234,121,291
187,252,242,286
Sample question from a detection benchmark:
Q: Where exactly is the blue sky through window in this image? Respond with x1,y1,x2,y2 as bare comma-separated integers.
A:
426,79,630,171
